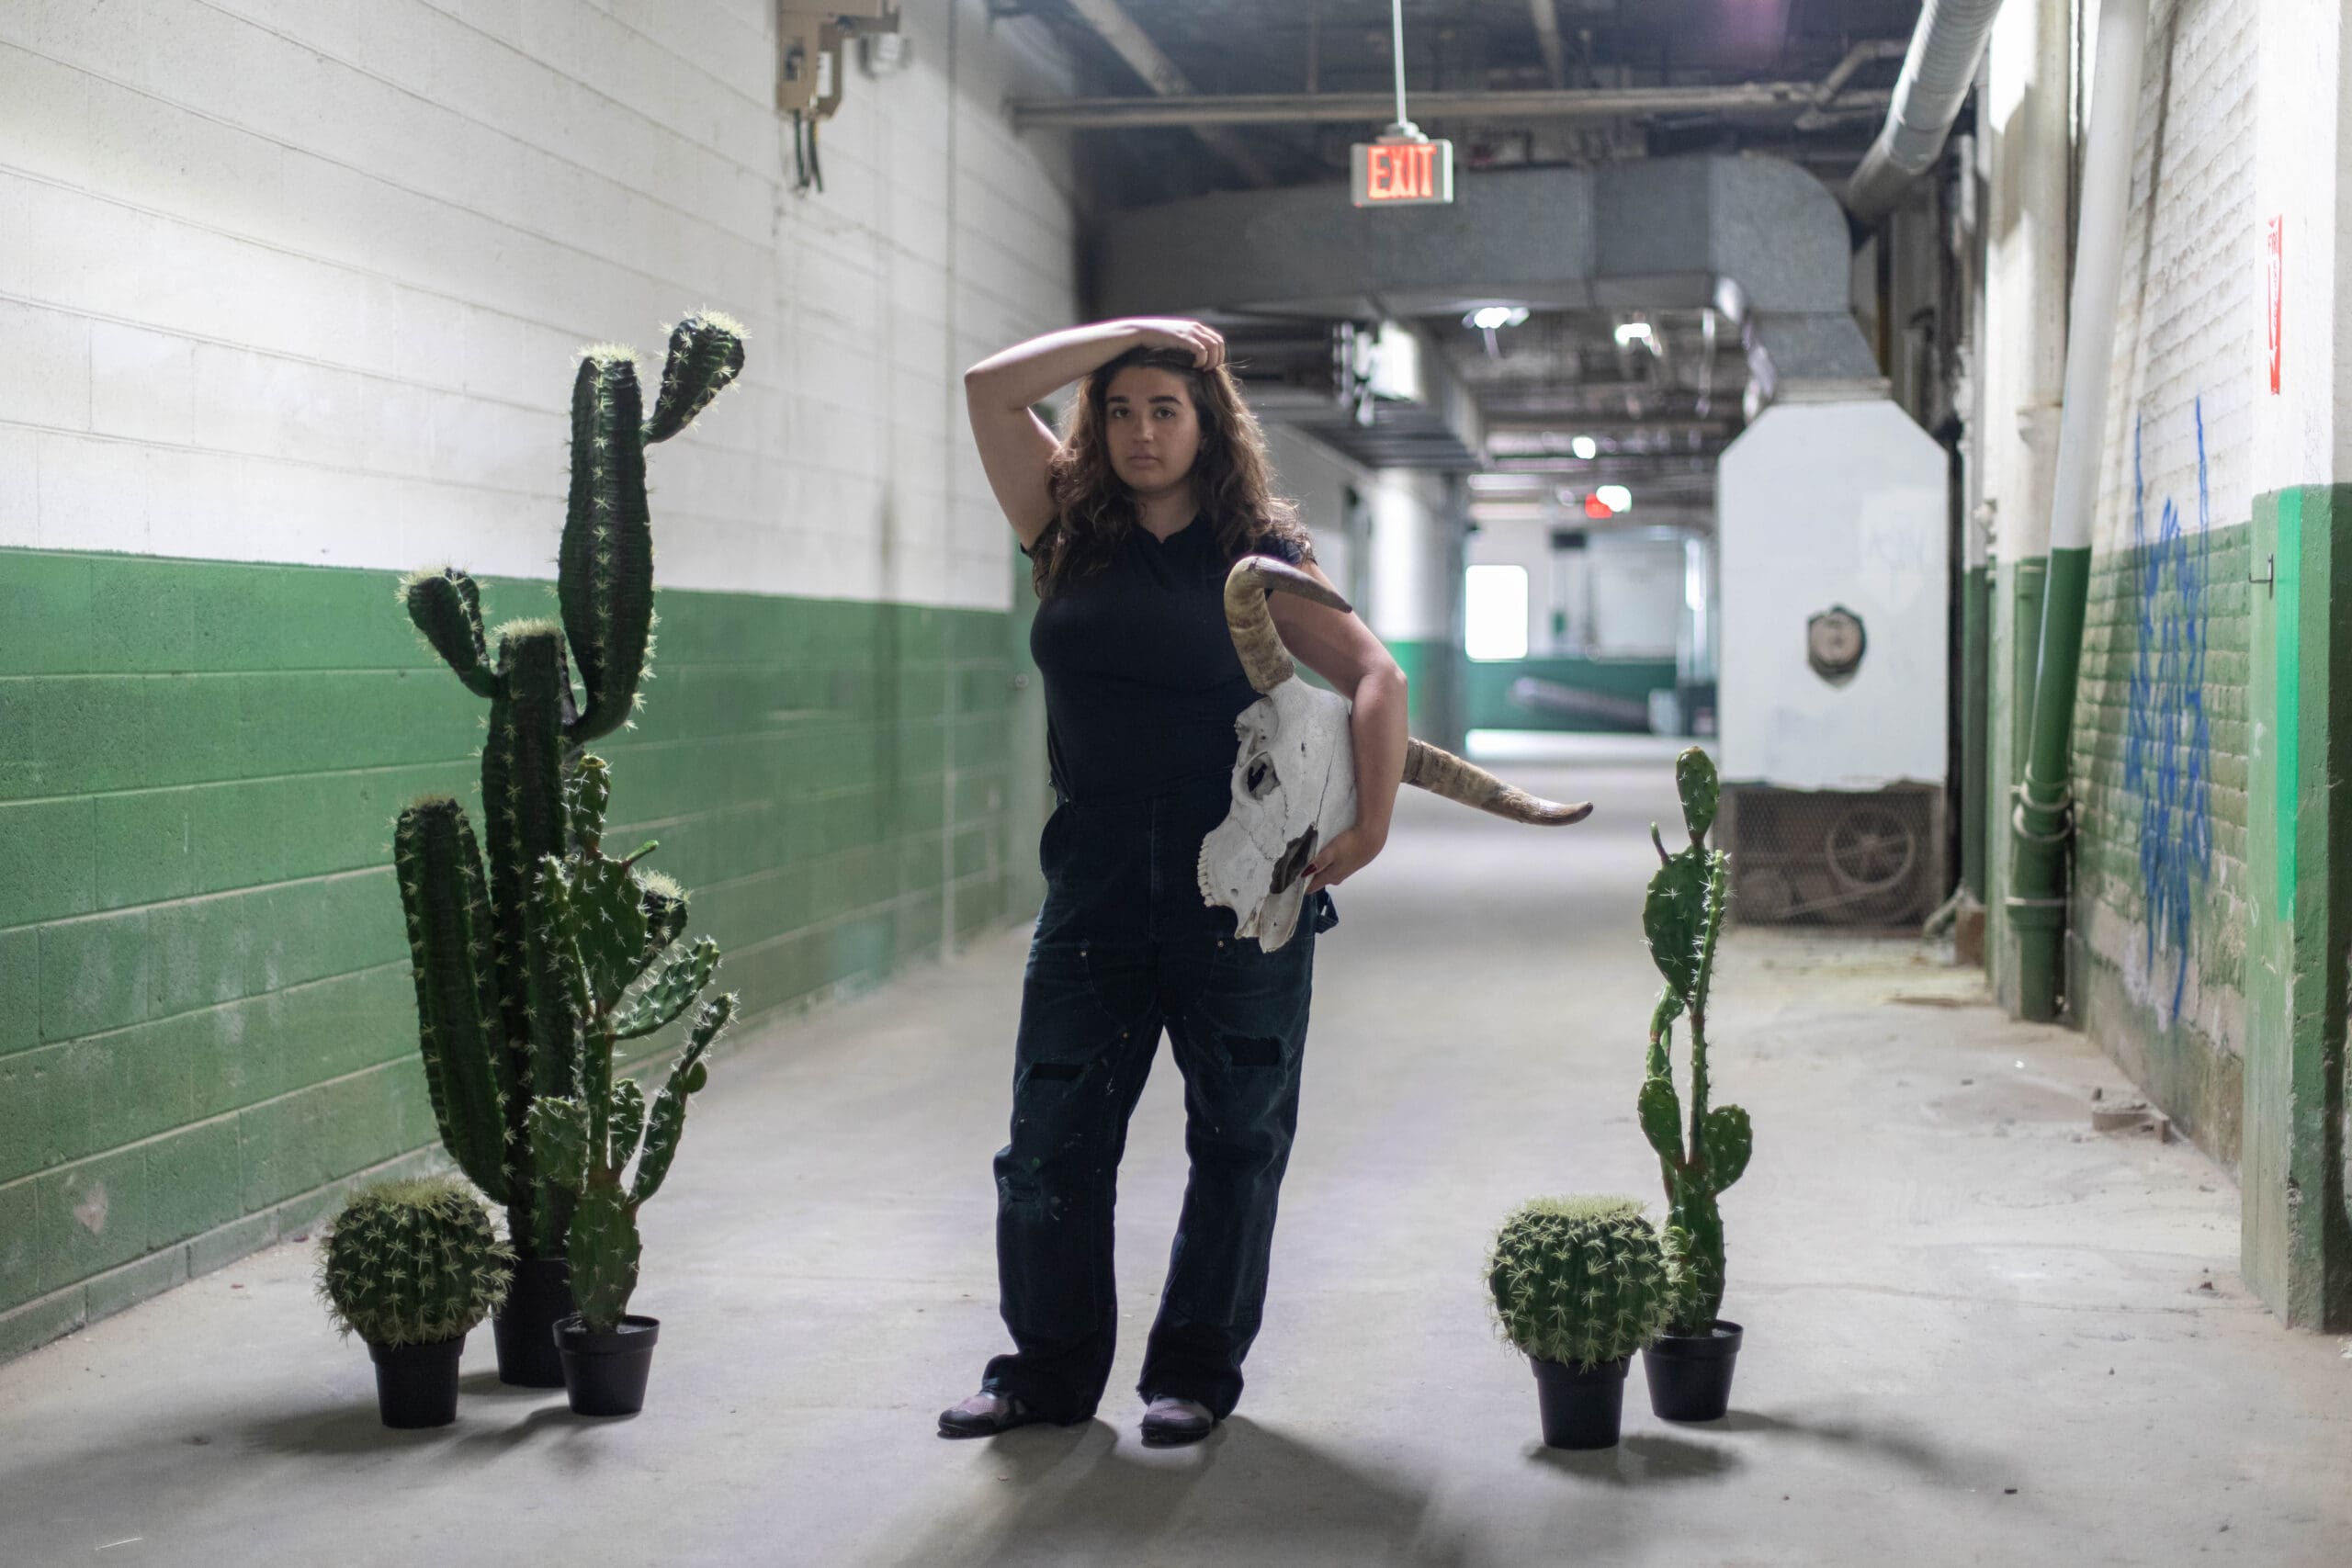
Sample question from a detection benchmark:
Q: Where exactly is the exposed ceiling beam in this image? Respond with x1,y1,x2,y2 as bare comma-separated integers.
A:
1011,81,1894,131
1061,0,1277,186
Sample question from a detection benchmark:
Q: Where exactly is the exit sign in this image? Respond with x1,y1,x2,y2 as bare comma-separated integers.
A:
1351,138,1453,207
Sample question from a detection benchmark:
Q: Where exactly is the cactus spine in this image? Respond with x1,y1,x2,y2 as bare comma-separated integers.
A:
1638,746,1753,1337
393,313,744,1262
1487,1196,1674,1369
526,766,739,1332
316,1177,514,1348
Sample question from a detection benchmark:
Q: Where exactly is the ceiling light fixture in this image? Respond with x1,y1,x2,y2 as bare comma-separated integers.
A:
1465,305,1530,332
1570,434,1599,460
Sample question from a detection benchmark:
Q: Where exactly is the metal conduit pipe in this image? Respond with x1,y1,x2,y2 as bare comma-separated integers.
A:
2007,0,2151,1021
1843,0,2008,221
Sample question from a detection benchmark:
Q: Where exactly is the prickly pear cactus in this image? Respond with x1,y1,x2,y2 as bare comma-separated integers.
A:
316,1176,514,1348
524,802,741,1334
1487,1196,1674,1369
1639,746,1751,1337
390,312,744,1263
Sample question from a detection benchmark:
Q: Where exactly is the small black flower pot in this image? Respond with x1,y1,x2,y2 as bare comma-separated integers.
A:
493,1257,575,1388
368,1335,466,1428
1642,1320,1743,1422
555,1314,661,1417
1530,1354,1630,1450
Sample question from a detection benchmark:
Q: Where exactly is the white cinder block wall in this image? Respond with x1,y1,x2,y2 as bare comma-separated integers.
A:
0,0,1083,612
2086,0,2256,558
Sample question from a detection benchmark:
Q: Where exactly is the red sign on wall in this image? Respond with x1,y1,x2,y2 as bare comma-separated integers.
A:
1351,138,1454,208
2267,215,2283,396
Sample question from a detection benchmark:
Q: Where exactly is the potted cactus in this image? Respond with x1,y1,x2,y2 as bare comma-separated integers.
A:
1487,1196,1674,1450
1636,747,1753,1421
525,771,739,1416
391,311,744,1386
316,1177,514,1428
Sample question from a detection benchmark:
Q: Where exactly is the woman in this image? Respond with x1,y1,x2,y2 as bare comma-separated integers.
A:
939,317,1409,1447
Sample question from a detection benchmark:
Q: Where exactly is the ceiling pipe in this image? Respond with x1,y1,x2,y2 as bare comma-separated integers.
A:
1842,0,2008,221
1062,0,1276,186
1012,80,1892,131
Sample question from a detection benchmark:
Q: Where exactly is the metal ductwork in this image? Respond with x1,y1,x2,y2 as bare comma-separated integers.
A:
1842,0,2007,221
1097,154,1879,392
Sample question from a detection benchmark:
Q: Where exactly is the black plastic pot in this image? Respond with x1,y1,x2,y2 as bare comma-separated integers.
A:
368,1334,465,1428
1530,1354,1630,1450
555,1314,661,1416
1643,1320,1743,1422
493,1257,575,1388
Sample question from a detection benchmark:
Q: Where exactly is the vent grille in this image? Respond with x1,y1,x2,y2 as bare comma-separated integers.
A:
1717,784,1945,928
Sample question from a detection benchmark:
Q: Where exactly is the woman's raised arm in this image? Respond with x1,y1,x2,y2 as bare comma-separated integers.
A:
963,318,1225,548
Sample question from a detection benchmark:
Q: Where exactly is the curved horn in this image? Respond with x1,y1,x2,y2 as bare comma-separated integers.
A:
1402,739,1594,825
1222,556,1351,694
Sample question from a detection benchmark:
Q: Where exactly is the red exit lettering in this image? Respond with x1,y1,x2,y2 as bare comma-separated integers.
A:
1365,142,1435,201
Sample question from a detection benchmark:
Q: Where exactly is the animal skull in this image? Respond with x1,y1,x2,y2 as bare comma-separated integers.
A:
1198,557,1597,951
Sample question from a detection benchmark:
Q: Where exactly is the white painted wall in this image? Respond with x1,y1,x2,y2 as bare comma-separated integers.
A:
1717,400,1949,788
0,0,1081,612
1261,423,1453,644
1980,0,2072,566
2252,0,2352,491
2086,0,2256,552
1464,516,1686,659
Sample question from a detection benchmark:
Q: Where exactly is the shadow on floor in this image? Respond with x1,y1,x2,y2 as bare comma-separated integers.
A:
882,1416,1473,1568
1526,1429,1745,1484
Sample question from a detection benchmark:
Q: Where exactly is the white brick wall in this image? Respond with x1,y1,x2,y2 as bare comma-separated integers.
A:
2087,0,2258,548
0,0,1082,610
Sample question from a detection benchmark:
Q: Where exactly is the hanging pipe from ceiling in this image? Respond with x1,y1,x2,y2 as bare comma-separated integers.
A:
2007,0,2151,1021
1843,0,2008,222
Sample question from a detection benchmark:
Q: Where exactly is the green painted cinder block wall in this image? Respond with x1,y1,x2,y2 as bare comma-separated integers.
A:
2243,486,2352,1329
0,547,1030,1359
2066,523,2253,1164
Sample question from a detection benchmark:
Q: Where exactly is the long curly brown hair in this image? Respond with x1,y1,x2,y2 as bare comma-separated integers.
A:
1028,347,1317,602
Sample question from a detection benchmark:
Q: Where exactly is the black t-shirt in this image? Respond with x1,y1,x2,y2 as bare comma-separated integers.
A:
1025,513,1311,802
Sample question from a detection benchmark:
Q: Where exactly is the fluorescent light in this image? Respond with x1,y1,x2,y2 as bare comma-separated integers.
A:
1465,304,1530,332
1570,434,1599,460
1596,484,1632,513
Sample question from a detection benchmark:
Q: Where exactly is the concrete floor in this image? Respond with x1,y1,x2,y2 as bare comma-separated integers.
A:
6,751,2349,1566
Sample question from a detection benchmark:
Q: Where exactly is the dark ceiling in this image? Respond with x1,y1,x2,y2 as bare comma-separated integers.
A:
995,1,1927,505
996,0,1929,205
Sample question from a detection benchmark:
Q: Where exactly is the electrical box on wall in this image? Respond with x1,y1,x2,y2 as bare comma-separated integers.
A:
777,1,902,119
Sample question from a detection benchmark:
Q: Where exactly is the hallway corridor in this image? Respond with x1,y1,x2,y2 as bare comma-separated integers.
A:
4,756,2344,1566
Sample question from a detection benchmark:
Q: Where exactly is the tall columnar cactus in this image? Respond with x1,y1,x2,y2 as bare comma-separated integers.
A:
1487,1196,1674,1369
1639,746,1753,1337
393,313,745,1261
525,768,739,1333
317,1177,515,1348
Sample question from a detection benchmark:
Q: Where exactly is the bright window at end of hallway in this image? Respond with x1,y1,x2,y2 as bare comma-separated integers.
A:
1464,564,1530,661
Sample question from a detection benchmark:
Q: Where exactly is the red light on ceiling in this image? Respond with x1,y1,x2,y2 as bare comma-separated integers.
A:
1583,492,1615,519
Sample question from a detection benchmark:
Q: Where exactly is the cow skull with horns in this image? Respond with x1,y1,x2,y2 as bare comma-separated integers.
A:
1198,556,1594,949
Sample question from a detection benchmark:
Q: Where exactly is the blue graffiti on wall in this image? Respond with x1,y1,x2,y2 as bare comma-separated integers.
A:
2121,399,2213,1021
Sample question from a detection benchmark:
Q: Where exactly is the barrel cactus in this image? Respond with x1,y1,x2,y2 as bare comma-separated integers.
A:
317,1177,515,1348
391,312,744,1264
1487,1196,1674,1369
523,761,741,1333
1639,746,1753,1337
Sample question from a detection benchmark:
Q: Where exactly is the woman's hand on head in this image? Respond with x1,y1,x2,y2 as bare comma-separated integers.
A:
1302,822,1385,896
1119,318,1225,370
